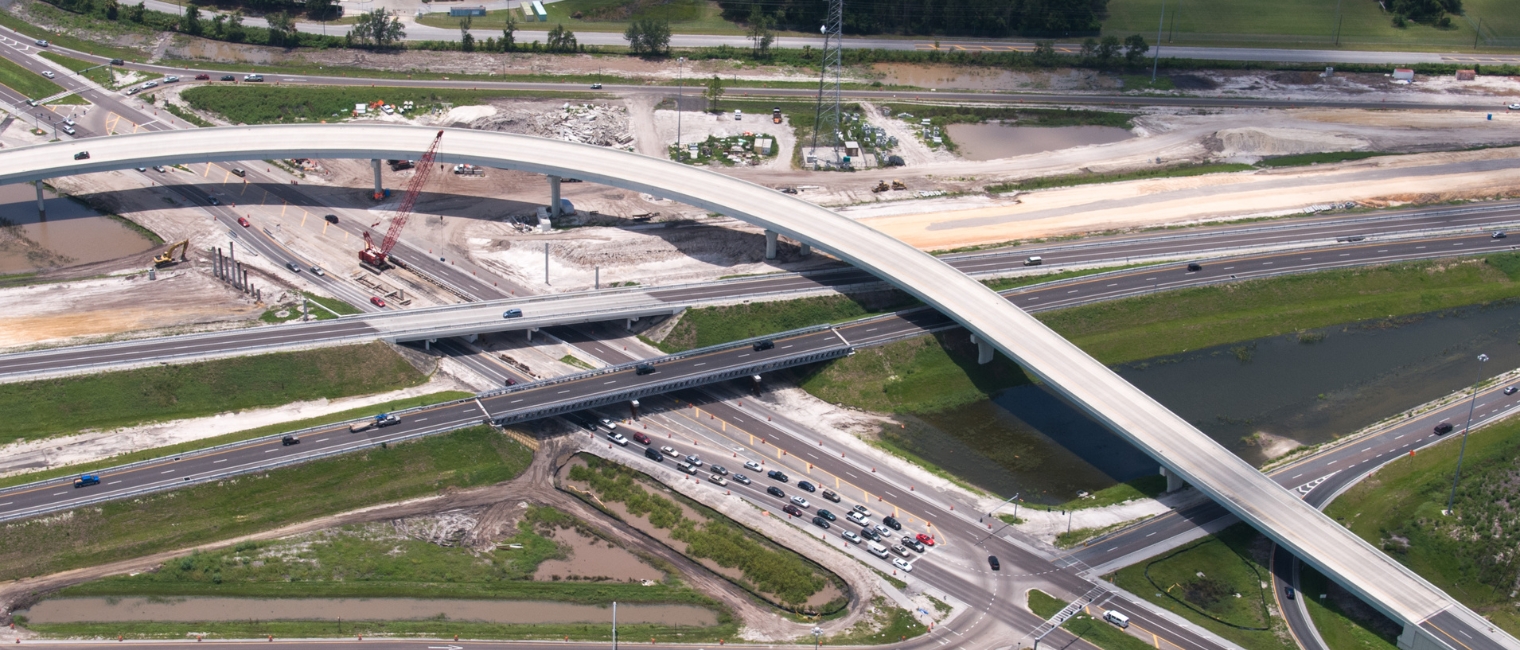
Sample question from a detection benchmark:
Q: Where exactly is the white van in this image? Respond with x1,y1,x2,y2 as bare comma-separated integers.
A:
867,541,889,559
1024,256,1043,266
1103,610,1130,629
734,109,743,121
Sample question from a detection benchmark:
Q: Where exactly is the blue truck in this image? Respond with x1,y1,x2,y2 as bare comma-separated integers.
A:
74,474,100,488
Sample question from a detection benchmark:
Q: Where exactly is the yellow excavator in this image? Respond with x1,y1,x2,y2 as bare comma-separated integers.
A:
153,240,189,267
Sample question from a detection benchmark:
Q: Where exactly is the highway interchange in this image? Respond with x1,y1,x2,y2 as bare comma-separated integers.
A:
4,21,1520,650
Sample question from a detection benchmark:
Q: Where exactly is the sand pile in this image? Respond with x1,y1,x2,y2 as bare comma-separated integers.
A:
1206,127,1370,158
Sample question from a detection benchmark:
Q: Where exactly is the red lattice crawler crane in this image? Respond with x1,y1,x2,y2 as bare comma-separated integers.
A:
360,130,444,270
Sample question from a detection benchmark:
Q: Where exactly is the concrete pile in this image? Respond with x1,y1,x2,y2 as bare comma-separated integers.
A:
468,103,635,150
393,510,479,547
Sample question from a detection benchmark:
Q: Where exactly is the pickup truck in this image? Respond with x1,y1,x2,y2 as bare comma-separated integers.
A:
351,413,401,432
74,474,101,488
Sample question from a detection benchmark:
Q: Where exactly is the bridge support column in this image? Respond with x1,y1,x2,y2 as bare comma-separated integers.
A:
424,338,436,350
969,333,994,365
800,242,811,257
35,180,45,216
630,399,640,420
1160,466,1186,493
765,230,778,260
465,333,479,343
549,175,562,220
626,317,639,331
1397,625,1452,650
371,159,383,199
526,327,538,342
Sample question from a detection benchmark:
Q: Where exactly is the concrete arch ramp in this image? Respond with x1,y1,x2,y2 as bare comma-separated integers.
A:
0,125,1504,649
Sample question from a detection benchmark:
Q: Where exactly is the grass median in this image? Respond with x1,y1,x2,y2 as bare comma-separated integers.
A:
37,50,113,87
0,390,472,490
0,54,83,104
180,86,600,125
1109,523,1294,650
2,341,427,448
1324,413,1520,635
0,424,532,582
1028,589,1156,650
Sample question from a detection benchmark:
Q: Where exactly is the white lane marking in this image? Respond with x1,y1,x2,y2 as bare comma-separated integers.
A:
1223,266,1234,270
1340,253,1351,256
1378,249,1389,252
604,380,618,385
781,344,794,349
511,399,523,404
1263,262,1273,265
1454,243,1464,247
1028,297,1040,301
1361,447,1372,452
107,481,122,486
1146,277,1156,281
694,362,706,367
264,449,278,453
162,469,176,473
53,491,66,496
0,502,10,506
1107,284,1118,287
557,389,570,394
1067,289,1078,294
1301,257,1312,260
1107,546,1119,552
1145,532,1156,538
738,353,751,358
1394,435,1405,440
214,459,228,463
1291,473,1303,479
316,438,329,443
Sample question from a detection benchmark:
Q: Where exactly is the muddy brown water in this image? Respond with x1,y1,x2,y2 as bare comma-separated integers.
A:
0,183,156,273
893,302,1520,503
944,123,1135,161
533,527,665,582
20,598,718,626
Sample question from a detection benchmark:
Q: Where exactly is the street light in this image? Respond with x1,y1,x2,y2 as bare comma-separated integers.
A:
1445,353,1489,515
812,626,822,650
676,56,686,149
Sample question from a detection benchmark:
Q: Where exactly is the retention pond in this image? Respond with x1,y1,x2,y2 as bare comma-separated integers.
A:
0,183,156,273
943,123,1134,161
889,301,1520,503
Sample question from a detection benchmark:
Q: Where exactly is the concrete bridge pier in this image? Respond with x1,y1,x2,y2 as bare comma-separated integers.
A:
34,180,45,216
371,159,383,198
526,327,539,342
969,333,994,364
1397,625,1452,650
423,338,437,350
800,242,811,257
549,175,562,219
764,230,778,260
465,333,479,343
1160,466,1186,493
626,317,639,330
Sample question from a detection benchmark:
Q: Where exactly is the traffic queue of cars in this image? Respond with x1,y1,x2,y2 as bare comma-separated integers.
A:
590,413,931,574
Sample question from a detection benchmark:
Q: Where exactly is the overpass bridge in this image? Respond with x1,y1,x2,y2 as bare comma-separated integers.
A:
0,125,1510,650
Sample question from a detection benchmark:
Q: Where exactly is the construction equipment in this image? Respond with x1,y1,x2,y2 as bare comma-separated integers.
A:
871,180,890,193
772,107,782,124
153,240,190,267
891,180,907,190
360,130,444,270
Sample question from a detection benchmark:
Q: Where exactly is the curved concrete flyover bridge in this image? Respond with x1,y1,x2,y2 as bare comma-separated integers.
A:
1,125,1507,650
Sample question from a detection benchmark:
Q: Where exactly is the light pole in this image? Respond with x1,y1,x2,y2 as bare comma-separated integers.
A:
676,56,686,149
812,626,822,650
1151,0,1165,83
1445,353,1489,515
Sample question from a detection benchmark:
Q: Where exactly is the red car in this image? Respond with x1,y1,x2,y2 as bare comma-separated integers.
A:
370,296,387,308
632,431,651,445
194,73,210,80
916,533,935,547
236,217,250,227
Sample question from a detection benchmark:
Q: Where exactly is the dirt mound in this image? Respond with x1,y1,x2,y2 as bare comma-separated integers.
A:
460,101,634,150
1206,127,1368,157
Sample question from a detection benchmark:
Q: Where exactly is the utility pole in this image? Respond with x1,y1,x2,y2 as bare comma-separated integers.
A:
676,57,685,148
1334,0,1344,46
1474,17,1483,49
544,242,550,285
1445,353,1489,515
612,602,618,650
1152,0,1165,83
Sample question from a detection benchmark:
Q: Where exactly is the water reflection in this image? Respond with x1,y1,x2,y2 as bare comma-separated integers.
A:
888,302,1520,503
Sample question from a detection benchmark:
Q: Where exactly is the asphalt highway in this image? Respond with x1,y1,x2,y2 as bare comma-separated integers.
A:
5,201,1520,380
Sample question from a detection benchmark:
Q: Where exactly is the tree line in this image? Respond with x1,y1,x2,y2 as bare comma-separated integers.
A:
719,0,1109,38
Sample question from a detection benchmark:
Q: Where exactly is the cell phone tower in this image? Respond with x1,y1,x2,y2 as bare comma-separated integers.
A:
810,0,843,165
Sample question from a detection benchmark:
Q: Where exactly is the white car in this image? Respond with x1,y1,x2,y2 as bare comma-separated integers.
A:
841,530,862,544
684,455,703,467
846,511,869,525
791,496,810,509
1509,103,1520,111
310,266,325,276
599,417,617,431
142,80,158,88
41,70,54,79
606,432,628,446
744,461,762,472
164,75,180,83
873,524,892,537
892,557,913,573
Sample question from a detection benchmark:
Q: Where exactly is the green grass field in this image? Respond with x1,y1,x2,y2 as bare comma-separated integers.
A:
0,425,532,582
180,86,601,124
1325,414,1520,635
0,391,471,491
1057,475,1167,511
37,50,114,87
1102,0,1503,50
1112,524,1294,650
2,342,427,447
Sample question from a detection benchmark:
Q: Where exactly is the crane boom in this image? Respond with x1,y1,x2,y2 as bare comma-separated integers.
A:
361,130,444,267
